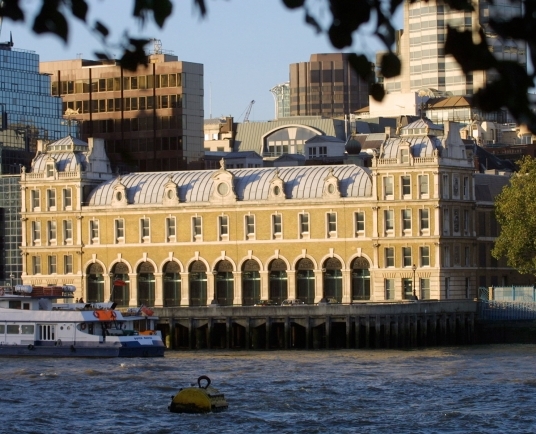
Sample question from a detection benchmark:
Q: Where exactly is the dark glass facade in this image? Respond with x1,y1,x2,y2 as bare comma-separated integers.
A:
0,175,22,285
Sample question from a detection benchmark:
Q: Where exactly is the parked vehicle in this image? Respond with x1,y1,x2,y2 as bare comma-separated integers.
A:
281,299,305,306
254,300,278,306
317,297,339,305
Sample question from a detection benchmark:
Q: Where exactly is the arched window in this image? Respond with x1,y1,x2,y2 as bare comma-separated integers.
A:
111,262,130,307
242,260,260,306
138,262,155,306
214,260,234,306
296,258,315,304
264,126,318,157
86,263,104,303
189,261,207,306
269,259,287,304
163,261,181,307
323,258,342,302
351,257,370,301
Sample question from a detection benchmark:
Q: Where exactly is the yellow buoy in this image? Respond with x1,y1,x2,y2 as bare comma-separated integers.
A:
168,375,228,414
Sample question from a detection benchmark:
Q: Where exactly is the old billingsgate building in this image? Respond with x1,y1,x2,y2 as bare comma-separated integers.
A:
19,120,528,307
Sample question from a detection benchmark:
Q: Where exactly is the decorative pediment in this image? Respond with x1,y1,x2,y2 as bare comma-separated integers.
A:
268,169,285,201
162,175,179,206
210,159,237,204
323,167,340,199
111,177,128,207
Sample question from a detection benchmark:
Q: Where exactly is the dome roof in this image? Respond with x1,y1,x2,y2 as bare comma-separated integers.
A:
345,136,362,155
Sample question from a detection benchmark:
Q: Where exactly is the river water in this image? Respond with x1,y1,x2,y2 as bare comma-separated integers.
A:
1,345,535,433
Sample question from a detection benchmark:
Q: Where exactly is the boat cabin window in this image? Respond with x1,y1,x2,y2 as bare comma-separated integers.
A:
0,325,4,333
8,300,21,309
21,325,34,334
7,325,19,334
23,303,30,310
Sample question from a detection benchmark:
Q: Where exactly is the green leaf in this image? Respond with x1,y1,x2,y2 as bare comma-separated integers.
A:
380,52,401,78
444,27,496,73
0,0,25,22
32,1,69,42
348,53,373,81
282,0,305,9
120,38,150,71
94,21,109,38
370,83,385,102
69,0,88,21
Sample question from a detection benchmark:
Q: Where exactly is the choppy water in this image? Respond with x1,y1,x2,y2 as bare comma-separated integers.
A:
1,345,536,433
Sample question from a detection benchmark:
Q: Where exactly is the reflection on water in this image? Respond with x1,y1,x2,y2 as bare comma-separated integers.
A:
2,345,536,433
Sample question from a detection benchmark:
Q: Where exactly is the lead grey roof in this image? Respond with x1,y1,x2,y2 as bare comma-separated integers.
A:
382,135,443,159
474,173,511,202
86,165,373,206
32,136,88,173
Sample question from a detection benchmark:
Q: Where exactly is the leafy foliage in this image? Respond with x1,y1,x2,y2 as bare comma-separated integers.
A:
492,157,536,275
0,0,534,130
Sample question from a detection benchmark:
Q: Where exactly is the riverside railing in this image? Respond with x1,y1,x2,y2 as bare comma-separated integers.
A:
478,300,536,321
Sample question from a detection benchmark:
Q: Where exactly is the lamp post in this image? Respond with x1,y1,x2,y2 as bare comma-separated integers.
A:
412,264,417,299
9,273,14,288
109,272,114,302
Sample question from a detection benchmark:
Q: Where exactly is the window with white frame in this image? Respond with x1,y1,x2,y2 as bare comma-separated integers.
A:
245,215,255,239
385,247,395,267
90,220,99,244
63,220,72,244
443,208,450,235
401,148,409,163
420,209,429,232
402,247,412,267
401,176,411,197
166,217,176,242
384,176,394,198
355,211,365,236
421,278,430,299
327,212,337,237
64,255,73,274
32,221,41,245
218,215,228,240
402,209,412,232
46,163,54,178
48,255,57,274
419,175,429,197
47,221,57,244
32,256,41,274
115,219,125,243
299,213,309,238
420,246,430,267
63,188,72,209
385,279,395,300
47,189,56,210
443,245,451,267
442,174,449,198
192,216,202,241
272,214,282,239
140,218,150,242
31,190,40,210
385,210,394,234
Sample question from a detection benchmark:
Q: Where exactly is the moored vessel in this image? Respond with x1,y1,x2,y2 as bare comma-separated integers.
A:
0,285,165,357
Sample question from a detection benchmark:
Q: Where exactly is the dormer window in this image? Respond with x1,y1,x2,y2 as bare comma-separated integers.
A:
46,163,54,178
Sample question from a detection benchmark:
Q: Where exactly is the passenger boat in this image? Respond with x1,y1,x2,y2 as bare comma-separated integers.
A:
0,285,165,357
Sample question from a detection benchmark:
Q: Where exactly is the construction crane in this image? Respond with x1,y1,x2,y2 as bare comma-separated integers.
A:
242,100,255,123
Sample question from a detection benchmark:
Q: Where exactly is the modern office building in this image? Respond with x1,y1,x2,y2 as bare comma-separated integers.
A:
39,49,204,172
383,0,526,95
0,175,22,287
20,120,532,307
289,53,371,117
270,82,290,119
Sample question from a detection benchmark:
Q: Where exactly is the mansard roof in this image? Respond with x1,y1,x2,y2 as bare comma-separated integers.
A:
86,165,373,206
32,136,88,173
382,135,442,159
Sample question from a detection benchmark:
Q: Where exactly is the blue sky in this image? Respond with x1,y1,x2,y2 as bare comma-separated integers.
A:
3,0,402,121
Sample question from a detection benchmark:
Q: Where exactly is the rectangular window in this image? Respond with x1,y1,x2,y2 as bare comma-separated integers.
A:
48,255,57,274
421,278,430,300
419,175,429,196
63,220,72,244
402,209,412,231
115,219,124,243
327,212,337,237
32,256,41,274
48,221,57,244
166,217,176,241
140,218,150,242
402,176,411,196
217,215,228,241
402,247,412,267
420,246,430,267
464,210,470,235
385,247,395,267
47,189,56,209
299,213,309,237
442,174,449,198
443,245,451,267
272,214,282,239
385,210,394,233
355,212,365,236
403,278,413,300
463,176,469,199
90,220,99,243
384,176,394,198
401,148,409,163
193,216,202,241
385,279,395,300
443,208,450,235
63,188,72,209
464,246,471,266
245,215,255,239
445,277,450,299
420,209,429,232
32,221,41,245
31,190,40,210
64,255,73,274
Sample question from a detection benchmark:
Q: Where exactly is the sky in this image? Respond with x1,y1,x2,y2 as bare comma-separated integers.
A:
2,0,402,122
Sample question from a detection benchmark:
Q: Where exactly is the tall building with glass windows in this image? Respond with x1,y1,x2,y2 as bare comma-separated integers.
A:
40,51,204,172
270,82,290,119
384,0,526,95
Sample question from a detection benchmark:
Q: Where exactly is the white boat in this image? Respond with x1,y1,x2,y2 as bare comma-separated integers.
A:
0,285,165,357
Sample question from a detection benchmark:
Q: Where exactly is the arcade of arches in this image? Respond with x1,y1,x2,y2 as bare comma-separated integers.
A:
84,257,371,307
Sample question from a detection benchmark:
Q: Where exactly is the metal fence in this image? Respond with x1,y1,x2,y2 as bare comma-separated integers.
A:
478,300,536,321
493,286,536,302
